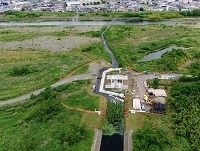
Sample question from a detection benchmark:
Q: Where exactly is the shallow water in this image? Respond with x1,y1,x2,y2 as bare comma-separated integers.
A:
138,46,189,62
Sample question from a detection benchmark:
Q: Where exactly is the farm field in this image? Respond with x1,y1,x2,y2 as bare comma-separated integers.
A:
0,25,110,101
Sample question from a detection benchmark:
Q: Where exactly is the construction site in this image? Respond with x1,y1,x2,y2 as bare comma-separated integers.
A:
124,71,181,116
98,67,181,116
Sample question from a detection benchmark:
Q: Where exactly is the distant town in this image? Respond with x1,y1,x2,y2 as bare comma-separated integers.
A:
1,0,200,14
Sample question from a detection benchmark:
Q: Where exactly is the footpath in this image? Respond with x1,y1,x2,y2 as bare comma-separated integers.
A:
0,74,92,105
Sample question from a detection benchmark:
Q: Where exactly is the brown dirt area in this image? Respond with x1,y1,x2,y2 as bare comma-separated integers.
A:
0,25,103,52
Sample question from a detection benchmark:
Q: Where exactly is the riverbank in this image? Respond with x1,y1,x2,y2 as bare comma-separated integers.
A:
0,10,200,23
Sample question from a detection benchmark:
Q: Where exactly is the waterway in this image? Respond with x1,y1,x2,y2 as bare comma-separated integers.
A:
92,25,124,151
138,46,190,62
100,134,123,151
0,20,198,26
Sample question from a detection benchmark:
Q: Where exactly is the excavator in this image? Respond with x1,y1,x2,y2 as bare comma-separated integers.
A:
146,99,154,106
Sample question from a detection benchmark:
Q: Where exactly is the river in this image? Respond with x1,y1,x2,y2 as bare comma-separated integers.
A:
0,20,198,26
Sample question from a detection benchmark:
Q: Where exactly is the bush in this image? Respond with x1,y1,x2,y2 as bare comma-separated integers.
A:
9,66,31,76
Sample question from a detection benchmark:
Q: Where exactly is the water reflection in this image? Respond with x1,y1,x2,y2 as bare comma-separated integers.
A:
138,46,190,62
0,20,186,26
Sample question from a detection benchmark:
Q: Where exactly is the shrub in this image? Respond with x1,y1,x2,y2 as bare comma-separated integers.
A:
9,67,31,76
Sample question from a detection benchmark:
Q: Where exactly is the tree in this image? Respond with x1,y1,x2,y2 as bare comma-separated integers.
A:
139,7,144,11
152,78,159,89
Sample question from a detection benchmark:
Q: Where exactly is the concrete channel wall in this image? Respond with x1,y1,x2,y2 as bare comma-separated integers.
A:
91,129,103,151
124,130,133,151
99,68,125,101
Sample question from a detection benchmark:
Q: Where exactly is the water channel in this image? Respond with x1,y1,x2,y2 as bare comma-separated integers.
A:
1,19,200,26
137,46,190,62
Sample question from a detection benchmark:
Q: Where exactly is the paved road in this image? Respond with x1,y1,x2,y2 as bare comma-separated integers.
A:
0,74,93,105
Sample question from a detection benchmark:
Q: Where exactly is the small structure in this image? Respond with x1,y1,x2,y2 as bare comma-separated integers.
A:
133,98,141,110
105,75,128,89
148,89,167,97
154,97,166,104
99,68,125,100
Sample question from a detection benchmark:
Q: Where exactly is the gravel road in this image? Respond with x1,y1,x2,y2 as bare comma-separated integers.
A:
0,73,93,105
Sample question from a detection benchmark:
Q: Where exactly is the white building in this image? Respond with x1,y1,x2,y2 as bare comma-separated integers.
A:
148,89,167,97
105,75,128,90
133,98,141,110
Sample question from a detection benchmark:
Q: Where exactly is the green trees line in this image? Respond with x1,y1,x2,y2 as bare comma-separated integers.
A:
169,76,200,151
103,101,124,135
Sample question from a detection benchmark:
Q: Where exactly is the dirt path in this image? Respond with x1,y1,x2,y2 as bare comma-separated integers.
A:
60,59,102,80
62,102,97,114
178,60,192,70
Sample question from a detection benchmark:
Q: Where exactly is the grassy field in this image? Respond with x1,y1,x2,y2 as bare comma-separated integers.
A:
0,24,111,101
104,24,200,73
0,42,110,101
0,79,106,150
0,50,87,100
0,27,75,42
56,80,100,110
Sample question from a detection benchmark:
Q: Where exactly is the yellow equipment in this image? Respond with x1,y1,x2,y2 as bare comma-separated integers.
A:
146,99,154,106
144,95,148,101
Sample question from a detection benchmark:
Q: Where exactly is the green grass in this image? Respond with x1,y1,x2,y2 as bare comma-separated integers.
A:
47,30,68,37
79,11,183,21
80,43,111,62
0,30,42,41
0,87,96,151
63,89,99,110
0,11,76,21
72,64,90,75
131,114,191,151
0,24,110,101
0,79,106,150
0,29,69,42
79,30,101,37
0,50,90,101
0,40,110,101
56,80,99,110
104,24,200,73
0,11,191,22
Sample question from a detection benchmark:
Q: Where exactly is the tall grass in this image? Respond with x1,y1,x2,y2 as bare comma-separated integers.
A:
104,24,200,73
